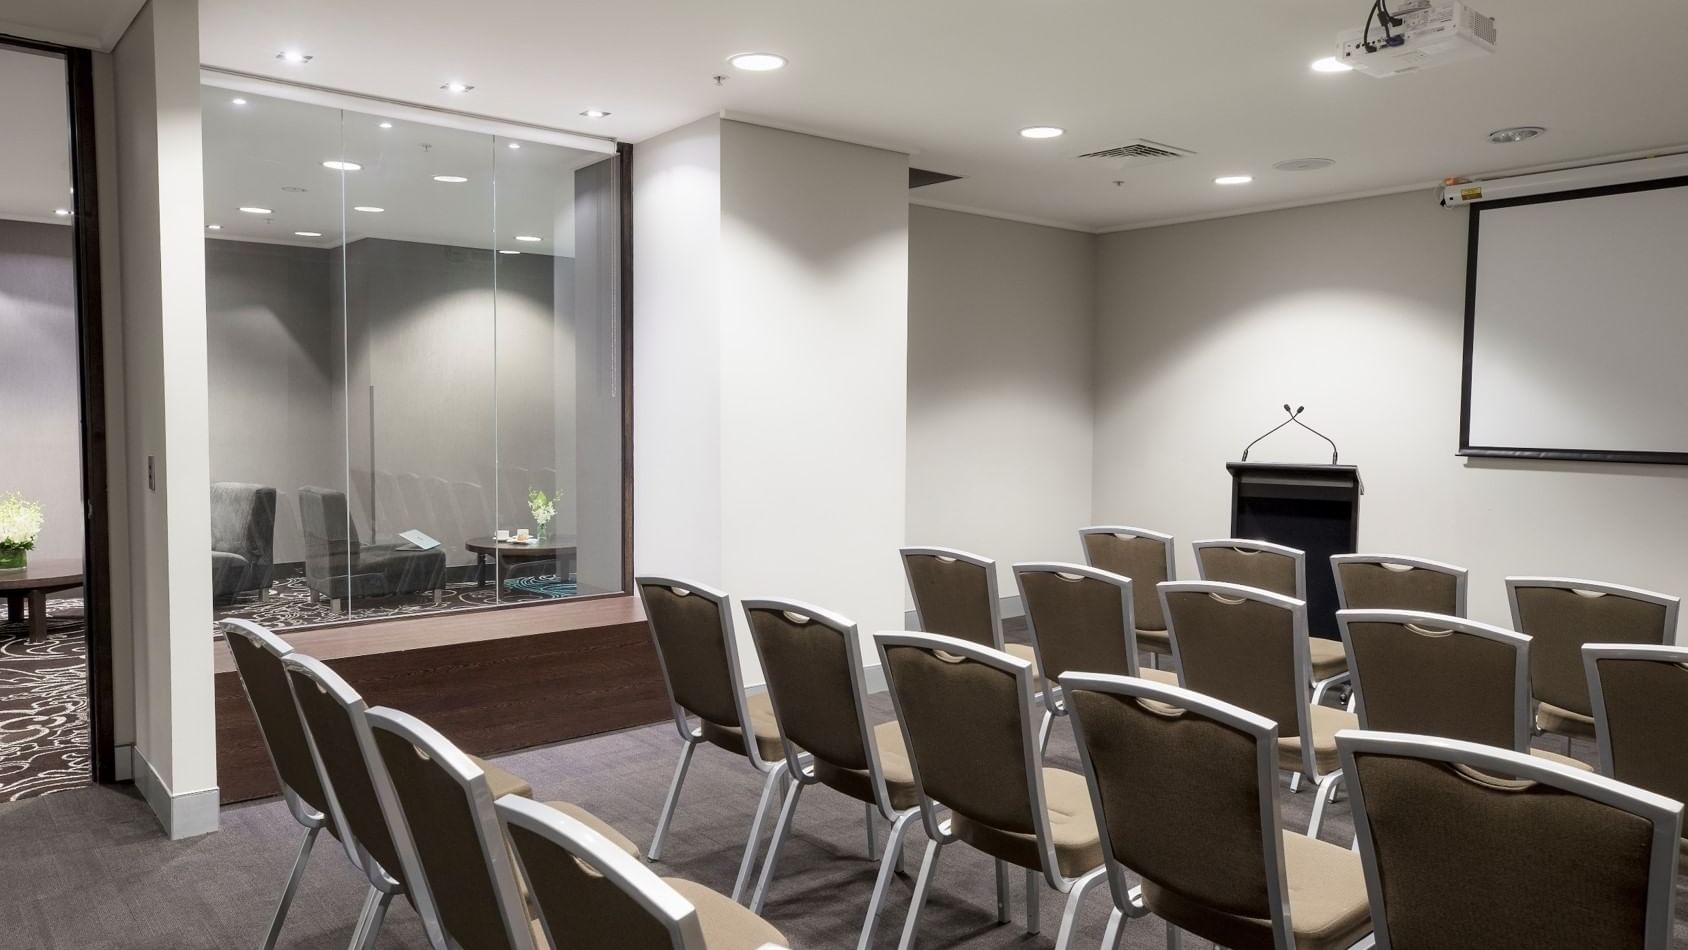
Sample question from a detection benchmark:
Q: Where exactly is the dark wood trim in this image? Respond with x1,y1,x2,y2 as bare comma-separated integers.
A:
617,141,634,594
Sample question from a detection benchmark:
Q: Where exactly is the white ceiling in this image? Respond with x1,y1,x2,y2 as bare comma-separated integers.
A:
0,43,71,225
0,0,144,51
196,0,1688,232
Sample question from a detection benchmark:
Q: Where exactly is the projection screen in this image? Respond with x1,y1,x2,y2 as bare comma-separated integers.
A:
1461,176,1688,464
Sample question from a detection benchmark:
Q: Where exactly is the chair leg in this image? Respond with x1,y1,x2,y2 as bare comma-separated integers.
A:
857,809,917,950
1054,866,1108,950
1288,771,1303,793
1165,921,1182,950
1025,867,1041,935
262,824,321,949
1309,770,1344,840
897,839,944,950
1100,907,1125,950
647,741,698,862
995,860,1011,923
750,778,805,913
733,762,787,903
349,885,395,950
1038,708,1056,756
433,588,443,607
866,802,878,860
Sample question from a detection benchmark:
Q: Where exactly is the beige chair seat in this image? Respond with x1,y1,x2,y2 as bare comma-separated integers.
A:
1136,627,1172,656
470,755,533,800
1143,831,1371,950
1535,700,1599,739
667,878,790,949
1308,638,1349,681
547,800,640,857
812,720,920,811
1004,642,1046,688
1278,705,1359,775
699,691,786,762
1528,747,1595,772
951,767,1102,878
1139,667,1178,686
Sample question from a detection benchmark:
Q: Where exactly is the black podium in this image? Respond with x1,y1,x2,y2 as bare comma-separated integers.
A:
1226,462,1363,640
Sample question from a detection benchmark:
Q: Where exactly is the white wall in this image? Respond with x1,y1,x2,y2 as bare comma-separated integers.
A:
1094,190,1688,637
906,206,1096,600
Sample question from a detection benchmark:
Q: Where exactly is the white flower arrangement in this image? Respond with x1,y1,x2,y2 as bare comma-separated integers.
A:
0,492,44,552
528,488,557,527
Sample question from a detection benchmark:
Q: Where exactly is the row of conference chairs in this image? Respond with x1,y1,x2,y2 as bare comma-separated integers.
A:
223,619,790,950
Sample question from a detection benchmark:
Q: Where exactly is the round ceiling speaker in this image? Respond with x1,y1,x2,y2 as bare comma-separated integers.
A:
1272,157,1337,172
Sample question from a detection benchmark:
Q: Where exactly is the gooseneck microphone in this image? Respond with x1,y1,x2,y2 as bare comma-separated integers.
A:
1241,405,1301,462
1286,404,1340,464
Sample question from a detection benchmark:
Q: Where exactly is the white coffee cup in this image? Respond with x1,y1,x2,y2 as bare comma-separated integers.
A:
494,529,510,541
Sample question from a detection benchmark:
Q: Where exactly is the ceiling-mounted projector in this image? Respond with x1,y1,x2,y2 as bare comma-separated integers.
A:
1338,0,1496,77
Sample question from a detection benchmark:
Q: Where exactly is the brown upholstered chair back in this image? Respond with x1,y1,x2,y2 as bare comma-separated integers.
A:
1586,645,1688,812
1079,526,1175,631
1342,731,1682,950
901,547,1002,649
744,599,872,772
877,633,1036,834
498,797,705,950
1016,564,1139,695
222,620,332,819
1065,674,1284,924
1193,539,1305,600
1332,555,1467,616
1338,610,1529,751
365,708,531,950
637,577,745,729
282,654,405,880
1161,582,1309,733
1508,578,1679,716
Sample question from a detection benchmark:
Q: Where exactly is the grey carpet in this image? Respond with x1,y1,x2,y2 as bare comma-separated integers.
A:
0,695,1666,950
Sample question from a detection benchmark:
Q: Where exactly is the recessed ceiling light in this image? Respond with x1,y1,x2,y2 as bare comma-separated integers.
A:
1019,126,1065,139
53,208,71,216
277,50,312,64
507,142,521,150
580,109,611,119
1310,56,1353,73
239,206,273,215
499,250,521,255
728,52,787,71
322,160,362,172
378,121,393,129
294,231,323,237
515,235,542,242
433,175,469,183
206,224,222,231
231,97,248,105
441,81,474,93
1273,157,1336,172
1214,175,1254,185
1489,126,1546,144
353,206,384,213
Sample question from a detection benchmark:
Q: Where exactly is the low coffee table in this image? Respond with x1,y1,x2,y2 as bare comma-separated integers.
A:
464,536,577,591
0,558,84,643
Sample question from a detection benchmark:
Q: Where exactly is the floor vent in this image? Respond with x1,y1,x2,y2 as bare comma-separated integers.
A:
1076,139,1195,169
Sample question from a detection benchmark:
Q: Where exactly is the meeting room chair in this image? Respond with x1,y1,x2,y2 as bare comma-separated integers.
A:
1195,538,1350,709
1331,554,1468,617
1077,525,1177,668
364,706,645,950
1339,730,1682,950
1506,576,1679,748
1584,643,1688,866
636,576,788,902
900,546,1042,680
1337,609,1586,770
1063,672,1373,950
221,619,344,949
875,631,1108,950
738,598,918,949
496,796,790,950
1160,581,1356,833
1013,562,1176,751
280,653,533,949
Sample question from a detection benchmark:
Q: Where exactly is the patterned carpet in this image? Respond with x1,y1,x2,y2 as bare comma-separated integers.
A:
0,601,90,802
211,573,580,631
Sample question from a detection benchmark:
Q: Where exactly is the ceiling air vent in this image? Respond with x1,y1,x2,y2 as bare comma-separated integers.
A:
1076,139,1195,169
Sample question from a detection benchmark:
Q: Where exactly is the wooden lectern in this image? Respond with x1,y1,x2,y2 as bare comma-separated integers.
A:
1225,462,1362,640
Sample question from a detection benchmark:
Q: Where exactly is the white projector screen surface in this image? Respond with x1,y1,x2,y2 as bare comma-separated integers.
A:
1464,178,1688,462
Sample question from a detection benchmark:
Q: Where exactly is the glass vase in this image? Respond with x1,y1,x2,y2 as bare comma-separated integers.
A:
0,547,25,571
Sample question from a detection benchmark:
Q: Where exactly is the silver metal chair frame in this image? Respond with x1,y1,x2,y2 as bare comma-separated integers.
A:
1160,580,1345,836
1583,642,1688,781
280,653,447,950
496,796,712,950
1330,553,1470,617
740,597,918,950
363,707,536,950
1338,609,1533,752
635,575,788,903
221,619,338,950
1338,729,1681,950
1013,562,1149,752
900,546,1012,652
873,631,1109,950
1079,525,1178,673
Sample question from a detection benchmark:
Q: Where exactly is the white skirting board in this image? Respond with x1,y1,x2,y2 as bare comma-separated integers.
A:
132,748,220,840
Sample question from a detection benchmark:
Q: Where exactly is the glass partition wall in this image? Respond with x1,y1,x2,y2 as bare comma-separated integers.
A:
203,84,623,630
